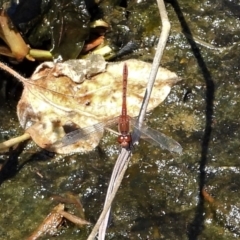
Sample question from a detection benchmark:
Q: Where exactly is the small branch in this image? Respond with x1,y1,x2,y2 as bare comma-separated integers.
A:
133,0,171,141
87,149,131,240
0,61,28,83
0,132,30,151
88,1,171,239
28,49,53,61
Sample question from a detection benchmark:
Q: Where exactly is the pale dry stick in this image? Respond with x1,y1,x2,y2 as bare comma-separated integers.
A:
87,149,131,240
89,0,171,239
183,32,234,52
0,62,32,151
58,210,90,225
97,146,132,236
0,132,30,151
134,0,171,133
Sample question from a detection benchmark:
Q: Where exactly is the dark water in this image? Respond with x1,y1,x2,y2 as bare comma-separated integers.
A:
0,0,240,239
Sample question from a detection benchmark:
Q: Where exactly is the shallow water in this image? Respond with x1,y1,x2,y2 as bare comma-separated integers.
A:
1,0,240,239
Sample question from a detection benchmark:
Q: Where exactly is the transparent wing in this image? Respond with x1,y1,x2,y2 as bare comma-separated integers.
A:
59,117,119,147
131,119,182,154
55,116,182,154
61,124,104,146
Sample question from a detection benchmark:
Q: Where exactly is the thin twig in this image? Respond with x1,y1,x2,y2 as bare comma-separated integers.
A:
133,0,171,136
98,146,132,237
0,132,30,151
88,0,171,239
87,149,131,240
0,61,28,83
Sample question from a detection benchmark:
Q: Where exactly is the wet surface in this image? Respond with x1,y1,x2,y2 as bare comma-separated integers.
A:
1,0,240,239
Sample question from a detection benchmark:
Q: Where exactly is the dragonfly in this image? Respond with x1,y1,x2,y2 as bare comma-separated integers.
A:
117,63,132,148
58,63,182,154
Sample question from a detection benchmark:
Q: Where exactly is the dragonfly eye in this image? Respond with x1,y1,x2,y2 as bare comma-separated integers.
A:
117,135,123,144
124,135,131,142
117,134,132,148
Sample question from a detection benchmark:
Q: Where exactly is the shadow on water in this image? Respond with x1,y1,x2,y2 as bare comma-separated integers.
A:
0,142,26,185
0,141,54,186
170,0,215,239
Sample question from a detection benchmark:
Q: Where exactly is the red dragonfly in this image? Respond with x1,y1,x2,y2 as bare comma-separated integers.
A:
58,64,182,154
117,63,132,148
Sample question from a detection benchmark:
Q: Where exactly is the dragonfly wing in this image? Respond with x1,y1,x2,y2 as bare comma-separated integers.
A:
131,120,182,154
56,117,119,147
61,123,105,147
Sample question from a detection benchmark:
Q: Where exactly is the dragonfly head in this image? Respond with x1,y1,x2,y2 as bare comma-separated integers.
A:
117,134,132,148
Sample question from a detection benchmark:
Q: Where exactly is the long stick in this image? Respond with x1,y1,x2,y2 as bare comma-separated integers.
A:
87,149,131,240
132,0,171,141
88,1,171,239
